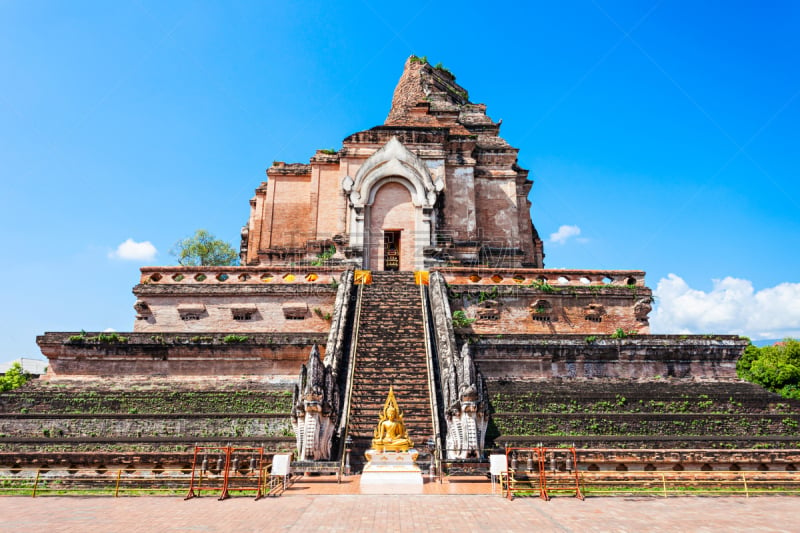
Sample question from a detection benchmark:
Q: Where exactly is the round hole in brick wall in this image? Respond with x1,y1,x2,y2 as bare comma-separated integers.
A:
644,464,657,471
10,464,22,474
152,463,165,475
587,464,599,471
490,274,503,283
626,277,637,286
283,273,295,282
95,465,108,475
468,274,482,283
729,463,740,471
216,273,229,282
67,464,78,475
149,273,162,282
512,275,525,284
786,464,796,471
124,464,136,474
305,273,318,282
701,463,713,471
556,276,569,284
181,463,192,474
672,464,684,471
260,274,273,283
579,276,591,284
238,274,250,282
172,273,185,282
603,276,613,284
194,273,207,282
536,276,548,283
615,464,628,471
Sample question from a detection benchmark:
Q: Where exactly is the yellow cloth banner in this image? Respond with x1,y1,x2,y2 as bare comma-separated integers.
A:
414,271,429,285
354,270,372,285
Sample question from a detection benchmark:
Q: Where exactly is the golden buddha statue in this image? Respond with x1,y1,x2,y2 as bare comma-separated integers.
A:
371,386,413,452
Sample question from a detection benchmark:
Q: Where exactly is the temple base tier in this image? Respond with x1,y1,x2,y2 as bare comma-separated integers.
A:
359,450,423,493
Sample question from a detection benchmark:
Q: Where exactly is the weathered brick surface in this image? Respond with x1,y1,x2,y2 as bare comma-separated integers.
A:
132,272,339,333
37,332,325,379
487,379,800,452
465,335,745,379
450,287,650,335
241,56,545,269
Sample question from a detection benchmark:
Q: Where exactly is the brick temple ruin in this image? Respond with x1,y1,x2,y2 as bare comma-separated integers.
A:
2,57,798,480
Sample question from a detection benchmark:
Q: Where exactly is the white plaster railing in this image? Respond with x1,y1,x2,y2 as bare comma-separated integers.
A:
433,268,647,287
139,266,347,286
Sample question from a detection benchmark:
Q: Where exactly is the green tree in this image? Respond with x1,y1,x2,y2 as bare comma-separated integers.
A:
170,229,239,266
0,362,31,392
737,339,800,399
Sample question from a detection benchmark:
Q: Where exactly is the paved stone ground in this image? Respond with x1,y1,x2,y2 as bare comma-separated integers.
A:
0,494,797,532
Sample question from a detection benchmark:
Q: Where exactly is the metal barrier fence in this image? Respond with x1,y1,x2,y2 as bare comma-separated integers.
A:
578,470,800,498
499,470,800,499
185,446,268,500
0,468,193,497
3,466,800,498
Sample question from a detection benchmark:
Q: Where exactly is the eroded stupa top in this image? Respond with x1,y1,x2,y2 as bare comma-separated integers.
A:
385,56,491,134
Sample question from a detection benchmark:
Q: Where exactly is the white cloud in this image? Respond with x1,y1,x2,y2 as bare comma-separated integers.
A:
103,328,116,332
549,225,582,244
108,239,157,261
651,274,800,340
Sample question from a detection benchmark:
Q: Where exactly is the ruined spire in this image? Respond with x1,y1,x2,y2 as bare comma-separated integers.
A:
385,56,471,126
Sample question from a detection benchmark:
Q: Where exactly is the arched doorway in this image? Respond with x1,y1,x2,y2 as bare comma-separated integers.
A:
367,181,415,271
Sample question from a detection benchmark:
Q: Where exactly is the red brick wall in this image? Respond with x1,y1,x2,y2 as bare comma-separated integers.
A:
268,176,313,247
315,166,347,239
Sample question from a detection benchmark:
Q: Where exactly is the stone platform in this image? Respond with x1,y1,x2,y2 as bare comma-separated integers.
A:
359,450,423,493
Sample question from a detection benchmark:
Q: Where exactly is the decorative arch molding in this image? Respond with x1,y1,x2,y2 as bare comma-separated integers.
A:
342,137,443,270
343,136,443,209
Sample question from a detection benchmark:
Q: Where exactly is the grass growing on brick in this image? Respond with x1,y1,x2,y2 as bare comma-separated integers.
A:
0,390,293,415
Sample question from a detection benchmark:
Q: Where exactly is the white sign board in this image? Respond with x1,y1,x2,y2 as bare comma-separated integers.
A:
489,454,508,475
271,454,292,476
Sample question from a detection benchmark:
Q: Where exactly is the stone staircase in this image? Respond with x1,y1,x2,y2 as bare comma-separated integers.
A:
346,272,434,468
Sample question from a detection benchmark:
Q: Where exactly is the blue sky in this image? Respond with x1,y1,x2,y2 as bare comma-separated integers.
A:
1,1,799,363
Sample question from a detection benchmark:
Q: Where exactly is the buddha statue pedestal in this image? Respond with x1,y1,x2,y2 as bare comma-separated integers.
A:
359,449,423,493
359,387,424,493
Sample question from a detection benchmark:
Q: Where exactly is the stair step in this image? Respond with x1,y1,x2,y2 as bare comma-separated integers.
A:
345,277,434,457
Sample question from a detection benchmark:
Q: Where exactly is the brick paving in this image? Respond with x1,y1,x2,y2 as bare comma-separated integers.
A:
0,488,797,532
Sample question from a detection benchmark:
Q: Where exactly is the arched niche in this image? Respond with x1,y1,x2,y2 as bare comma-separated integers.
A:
343,137,443,270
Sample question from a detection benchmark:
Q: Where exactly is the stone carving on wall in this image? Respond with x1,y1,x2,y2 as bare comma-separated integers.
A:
291,345,339,461
530,299,554,321
634,298,653,322
584,303,606,321
443,343,490,459
475,299,501,321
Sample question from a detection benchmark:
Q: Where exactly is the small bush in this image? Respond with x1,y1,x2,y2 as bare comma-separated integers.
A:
222,334,249,344
452,310,475,328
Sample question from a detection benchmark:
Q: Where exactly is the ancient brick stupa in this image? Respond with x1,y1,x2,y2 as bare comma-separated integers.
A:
19,57,796,477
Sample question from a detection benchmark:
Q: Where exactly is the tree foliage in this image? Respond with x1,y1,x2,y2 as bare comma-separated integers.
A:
170,229,239,266
737,339,800,399
0,362,31,392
